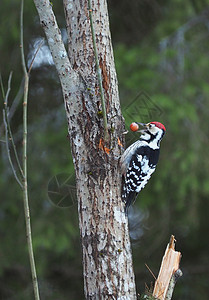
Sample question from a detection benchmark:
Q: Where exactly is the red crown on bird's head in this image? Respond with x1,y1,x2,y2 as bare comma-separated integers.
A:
150,122,166,131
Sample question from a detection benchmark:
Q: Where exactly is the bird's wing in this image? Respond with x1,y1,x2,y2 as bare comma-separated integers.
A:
122,148,156,210
120,140,146,176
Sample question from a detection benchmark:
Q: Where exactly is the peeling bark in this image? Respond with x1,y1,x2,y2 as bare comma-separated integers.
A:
33,0,136,298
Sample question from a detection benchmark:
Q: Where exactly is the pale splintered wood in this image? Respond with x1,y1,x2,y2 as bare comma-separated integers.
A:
152,235,181,299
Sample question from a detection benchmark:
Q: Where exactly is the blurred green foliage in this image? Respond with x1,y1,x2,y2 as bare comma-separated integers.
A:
1,0,209,299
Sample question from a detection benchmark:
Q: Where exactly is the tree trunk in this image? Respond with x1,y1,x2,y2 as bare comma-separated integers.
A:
33,0,136,298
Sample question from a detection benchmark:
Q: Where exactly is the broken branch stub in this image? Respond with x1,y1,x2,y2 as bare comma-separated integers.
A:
152,235,182,300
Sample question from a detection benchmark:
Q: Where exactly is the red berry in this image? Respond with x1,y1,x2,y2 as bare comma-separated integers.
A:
130,122,139,132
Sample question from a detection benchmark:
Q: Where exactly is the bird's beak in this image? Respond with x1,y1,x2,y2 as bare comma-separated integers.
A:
136,122,146,127
136,122,148,133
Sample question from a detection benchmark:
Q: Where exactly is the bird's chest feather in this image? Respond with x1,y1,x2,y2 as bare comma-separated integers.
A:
135,146,160,170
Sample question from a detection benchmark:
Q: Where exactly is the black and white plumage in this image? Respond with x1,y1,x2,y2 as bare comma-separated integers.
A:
121,121,166,213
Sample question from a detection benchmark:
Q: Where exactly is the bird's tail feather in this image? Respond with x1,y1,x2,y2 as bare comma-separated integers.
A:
124,191,137,215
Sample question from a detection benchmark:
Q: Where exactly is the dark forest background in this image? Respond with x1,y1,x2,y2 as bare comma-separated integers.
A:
1,0,209,299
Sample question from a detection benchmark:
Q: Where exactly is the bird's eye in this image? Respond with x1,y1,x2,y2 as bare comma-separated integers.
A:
149,124,153,129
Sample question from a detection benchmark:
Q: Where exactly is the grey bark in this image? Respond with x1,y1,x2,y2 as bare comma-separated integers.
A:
165,269,183,300
33,0,136,299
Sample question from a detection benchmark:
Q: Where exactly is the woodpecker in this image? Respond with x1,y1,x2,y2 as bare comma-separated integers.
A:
121,121,166,213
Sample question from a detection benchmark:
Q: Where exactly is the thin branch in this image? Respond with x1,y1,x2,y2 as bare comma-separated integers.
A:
0,71,6,99
145,263,157,281
3,110,23,188
4,71,13,106
3,72,24,179
1,36,43,135
20,1,40,299
8,77,24,122
88,0,108,141
28,39,44,74
20,0,27,76
0,76,24,136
